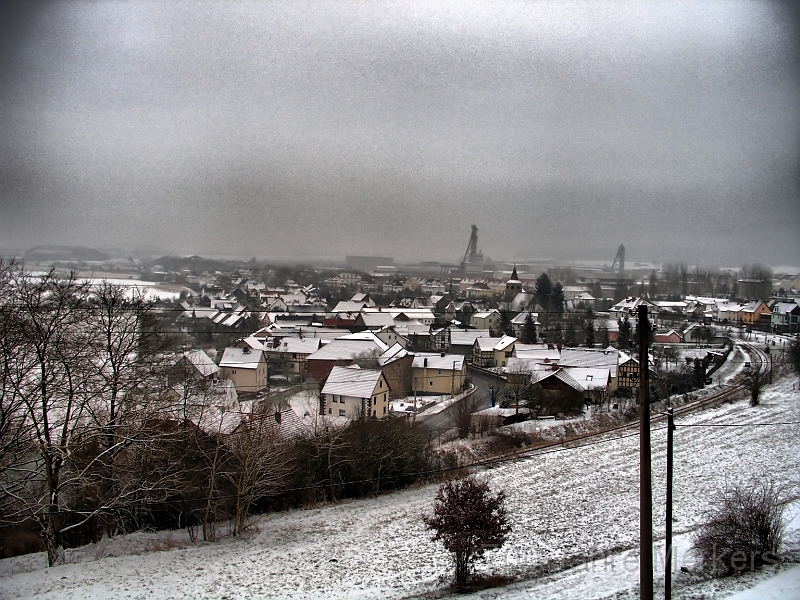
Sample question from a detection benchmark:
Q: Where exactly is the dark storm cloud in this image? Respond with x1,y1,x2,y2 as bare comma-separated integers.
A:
0,1,798,266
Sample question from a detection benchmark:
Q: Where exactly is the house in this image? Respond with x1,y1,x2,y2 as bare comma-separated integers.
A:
465,281,495,300
163,379,241,435
558,346,622,394
470,309,502,331
609,297,656,321
420,279,446,295
510,311,540,338
218,347,268,394
375,325,409,349
654,330,682,344
372,307,436,325
350,292,376,307
771,300,800,333
411,353,466,396
683,323,715,344
305,334,389,380
740,300,771,328
263,336,322,375
168,349,220,386
450,328,491,357
772,272,800,292
378,344,414,398
615,353,655,396
472,335,517,368
354,311,396,330
320,365,391,420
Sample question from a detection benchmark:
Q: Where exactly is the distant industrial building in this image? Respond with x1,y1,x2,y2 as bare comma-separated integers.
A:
346,255,394,272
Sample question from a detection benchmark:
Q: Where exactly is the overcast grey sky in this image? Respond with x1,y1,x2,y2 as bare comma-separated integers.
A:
1,1,798,267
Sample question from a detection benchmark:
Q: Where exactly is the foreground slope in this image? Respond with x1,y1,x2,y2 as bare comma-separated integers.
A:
1,376,799,599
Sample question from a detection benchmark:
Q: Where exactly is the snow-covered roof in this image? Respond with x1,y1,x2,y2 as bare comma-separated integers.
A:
562,367,611,390
178,349,220,378
362,307,435,321
322,366,385,398
773,301,800,315
558,347,619,370
392,320,430,337
449,329,491,346
219,347,263,369
378,343,410,366
476,334,516,352
331,301,367,313
473,310,499,319
239,336,266,351
412,354,464,371
265,337,321,355
531,368,584,391
358,312,396,327
307,338,388,361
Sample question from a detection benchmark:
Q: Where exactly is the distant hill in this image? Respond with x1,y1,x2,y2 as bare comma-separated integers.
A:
25,245,110,263
152,255,233,274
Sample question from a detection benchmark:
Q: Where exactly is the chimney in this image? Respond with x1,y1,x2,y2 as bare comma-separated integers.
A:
440,351,445,357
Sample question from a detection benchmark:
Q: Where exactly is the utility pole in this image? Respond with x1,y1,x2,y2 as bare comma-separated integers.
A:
638,305,653,600
665,408,675,600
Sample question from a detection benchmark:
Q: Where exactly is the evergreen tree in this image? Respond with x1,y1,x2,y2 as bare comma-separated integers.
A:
534,272,553,328
584,308,595,347
522,312,537,344
600,324,610,348
618,315,632,348
564,320,578,347
550,282,565,314
534,273,552,311
497,310,513,336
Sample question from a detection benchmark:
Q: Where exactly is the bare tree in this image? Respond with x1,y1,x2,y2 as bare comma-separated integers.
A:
501,363,534,417
0,267,172,564
448,393,482,439
223,407,292,536
743,362,765,407
0,267,95,565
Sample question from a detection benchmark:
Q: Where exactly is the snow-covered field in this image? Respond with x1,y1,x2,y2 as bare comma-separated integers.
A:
2,374,799,599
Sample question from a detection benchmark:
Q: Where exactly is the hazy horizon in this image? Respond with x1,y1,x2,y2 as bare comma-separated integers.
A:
2,1,799,267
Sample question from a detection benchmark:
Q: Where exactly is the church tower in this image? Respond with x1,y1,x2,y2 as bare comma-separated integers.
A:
506,266,522,293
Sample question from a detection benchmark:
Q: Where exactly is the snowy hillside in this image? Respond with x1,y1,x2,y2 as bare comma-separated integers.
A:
1,375,799,599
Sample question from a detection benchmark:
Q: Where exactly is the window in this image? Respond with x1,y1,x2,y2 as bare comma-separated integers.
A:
372,410,376,417
339,409,346,417
328,408,332,415
383,406,386,414
438,369,441,375
430,381,433,387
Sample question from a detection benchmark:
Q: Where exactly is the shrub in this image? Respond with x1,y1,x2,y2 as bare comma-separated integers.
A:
423,476,511,588
692,481,785,577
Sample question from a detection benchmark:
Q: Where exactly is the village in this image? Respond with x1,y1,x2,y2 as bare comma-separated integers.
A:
115,235,799,435
2,243,800,599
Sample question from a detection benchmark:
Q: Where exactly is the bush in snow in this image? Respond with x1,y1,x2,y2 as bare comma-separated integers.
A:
692,480,785,577
423,475,511,588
